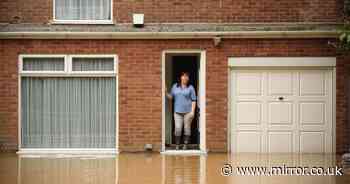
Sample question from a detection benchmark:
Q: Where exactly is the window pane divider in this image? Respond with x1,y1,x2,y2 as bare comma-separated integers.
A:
67,55,72,73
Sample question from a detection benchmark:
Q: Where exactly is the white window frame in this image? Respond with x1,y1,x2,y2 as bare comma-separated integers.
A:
69,54,118,76
19,54,68,75
52,0,114,25
19,54,117,77
18,54,119,155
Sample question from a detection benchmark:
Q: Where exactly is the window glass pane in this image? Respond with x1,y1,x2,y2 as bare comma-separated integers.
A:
23,58,65,71
72,58,114,71
55,0,111,20
21,77,116,148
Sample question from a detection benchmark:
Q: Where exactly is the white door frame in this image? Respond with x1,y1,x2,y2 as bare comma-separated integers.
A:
228,57,337,153
161,50,206,154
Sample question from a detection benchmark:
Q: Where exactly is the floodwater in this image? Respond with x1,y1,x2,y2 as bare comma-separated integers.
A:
0,153,349,184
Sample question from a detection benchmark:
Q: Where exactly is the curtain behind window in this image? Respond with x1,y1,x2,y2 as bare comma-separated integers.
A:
55,0,111,20
21,77,116,148
72,58,114,71
23,58,65,71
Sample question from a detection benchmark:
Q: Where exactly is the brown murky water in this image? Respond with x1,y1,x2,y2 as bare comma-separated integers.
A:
0,153,349,184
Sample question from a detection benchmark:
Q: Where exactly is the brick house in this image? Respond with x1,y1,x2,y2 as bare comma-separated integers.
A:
0,0,349,154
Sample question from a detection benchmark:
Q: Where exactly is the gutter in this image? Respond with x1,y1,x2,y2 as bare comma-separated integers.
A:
0,30,339,39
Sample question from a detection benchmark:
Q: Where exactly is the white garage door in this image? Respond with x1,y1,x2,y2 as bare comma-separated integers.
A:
231,69,334,153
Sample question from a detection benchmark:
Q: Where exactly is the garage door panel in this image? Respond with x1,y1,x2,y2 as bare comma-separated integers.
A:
299,125,328,132
236,125,263,131
299,71,326,96
299,131,325,153
268,102,293,125
236,101,262,125
267,125,295,131
268,131,293,153
231,68,333,153
236,131,262,153
267,71,293,96
300,102,325,125
236,71,263,96
297,98,328,102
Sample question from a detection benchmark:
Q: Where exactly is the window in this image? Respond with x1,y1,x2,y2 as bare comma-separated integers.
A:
23,57,65,71
19,55,117,149
54,0,113,24
72,57,115,72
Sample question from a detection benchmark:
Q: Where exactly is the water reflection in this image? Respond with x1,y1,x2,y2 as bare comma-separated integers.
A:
19,156,116,184
0,153,349,184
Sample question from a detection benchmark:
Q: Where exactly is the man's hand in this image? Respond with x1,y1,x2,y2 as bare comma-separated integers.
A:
189,111,195,117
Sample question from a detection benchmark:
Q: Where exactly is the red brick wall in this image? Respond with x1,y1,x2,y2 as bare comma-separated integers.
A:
1,38,348,153
336,56,350,154
0,0,343,23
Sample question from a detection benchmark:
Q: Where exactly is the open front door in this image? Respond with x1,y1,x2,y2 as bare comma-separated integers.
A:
165,55,174,145
196,61,201,144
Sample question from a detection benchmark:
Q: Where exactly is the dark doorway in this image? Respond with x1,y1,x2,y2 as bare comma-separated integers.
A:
165,54,200,150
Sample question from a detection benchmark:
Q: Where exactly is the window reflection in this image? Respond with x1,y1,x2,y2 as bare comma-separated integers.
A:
18,156,117,184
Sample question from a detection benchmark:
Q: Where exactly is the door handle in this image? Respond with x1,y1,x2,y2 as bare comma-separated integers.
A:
278,97,284,101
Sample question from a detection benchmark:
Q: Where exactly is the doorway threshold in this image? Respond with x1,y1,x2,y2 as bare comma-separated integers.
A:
161,150,207,155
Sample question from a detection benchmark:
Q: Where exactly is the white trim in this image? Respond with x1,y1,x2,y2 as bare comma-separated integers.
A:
229,69,235,153
17,149,118,156
69,54,117,74
228,57,337,153
161,50,206,153
52,0,114,25
0,31,338,40
19,54,117,76
199,51,206,151
19,54,67,74
229,57,336,67
160,150,207,155
332,67,336,153
115,55,119,152
67,54,72,72
18,54,119,153
19,73,117,77
161,52,165,152
68,54,118,59
227,67,232,153
51,20,114,25
17,65,21,152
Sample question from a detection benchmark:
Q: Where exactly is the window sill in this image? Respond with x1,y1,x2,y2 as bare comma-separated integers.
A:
17,149,118,157
51,20,114,25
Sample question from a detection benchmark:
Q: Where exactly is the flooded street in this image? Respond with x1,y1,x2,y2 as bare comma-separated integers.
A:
0,153,349,184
